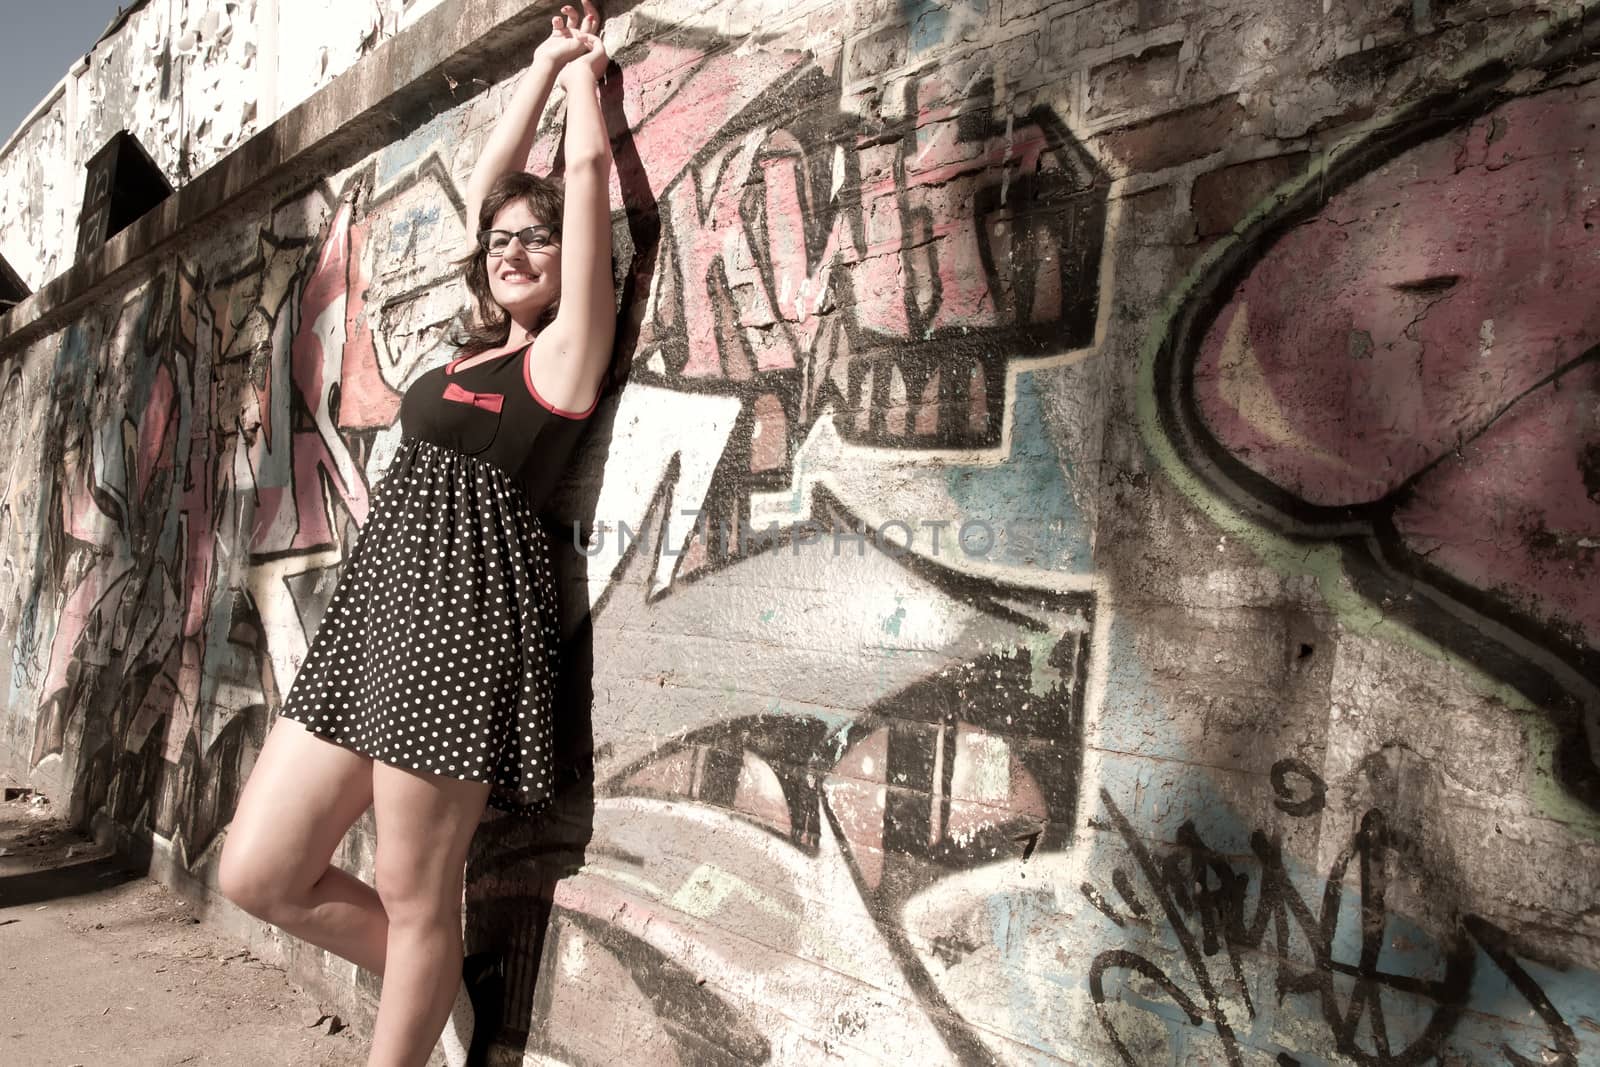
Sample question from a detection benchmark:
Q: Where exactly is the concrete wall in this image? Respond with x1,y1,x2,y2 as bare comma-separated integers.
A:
2,0,1597,1063
0,0,448,290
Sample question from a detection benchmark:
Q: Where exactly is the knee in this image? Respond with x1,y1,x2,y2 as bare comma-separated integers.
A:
217,836,290,923
374,855,460,930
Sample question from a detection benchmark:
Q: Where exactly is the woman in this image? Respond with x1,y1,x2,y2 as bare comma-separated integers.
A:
217,5,615,1065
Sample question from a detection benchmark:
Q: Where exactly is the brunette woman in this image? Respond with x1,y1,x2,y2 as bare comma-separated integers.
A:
218,5,615,1064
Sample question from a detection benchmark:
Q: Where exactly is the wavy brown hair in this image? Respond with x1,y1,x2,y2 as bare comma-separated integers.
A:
450,171,565,355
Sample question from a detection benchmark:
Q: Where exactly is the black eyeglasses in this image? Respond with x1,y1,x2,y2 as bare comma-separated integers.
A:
478,225,560,255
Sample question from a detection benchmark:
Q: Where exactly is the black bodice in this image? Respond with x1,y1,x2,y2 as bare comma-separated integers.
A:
397,342,597,514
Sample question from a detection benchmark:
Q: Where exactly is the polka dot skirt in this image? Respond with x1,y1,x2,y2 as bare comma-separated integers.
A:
279,436,562,814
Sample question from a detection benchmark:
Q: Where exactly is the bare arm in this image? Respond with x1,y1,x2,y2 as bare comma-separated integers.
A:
538,38,616,393
461,4,598,246
462,58,560,232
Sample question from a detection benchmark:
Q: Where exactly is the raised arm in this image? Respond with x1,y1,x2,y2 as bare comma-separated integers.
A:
462,3,599,241
546,33,616,370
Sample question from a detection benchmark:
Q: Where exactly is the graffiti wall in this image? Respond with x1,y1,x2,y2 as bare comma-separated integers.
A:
1,0,1596,1063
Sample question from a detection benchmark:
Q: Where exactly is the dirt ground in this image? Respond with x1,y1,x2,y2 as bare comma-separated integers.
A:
0,788,368,1066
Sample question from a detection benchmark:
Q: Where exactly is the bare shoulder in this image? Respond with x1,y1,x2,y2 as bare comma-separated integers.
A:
523,327,605,413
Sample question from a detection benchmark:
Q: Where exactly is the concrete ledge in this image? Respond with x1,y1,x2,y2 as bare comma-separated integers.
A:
0,0,554,355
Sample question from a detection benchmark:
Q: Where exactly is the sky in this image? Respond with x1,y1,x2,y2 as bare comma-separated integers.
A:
1,3,130,147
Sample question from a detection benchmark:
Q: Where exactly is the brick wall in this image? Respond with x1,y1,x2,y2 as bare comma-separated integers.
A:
1,0,1596,1062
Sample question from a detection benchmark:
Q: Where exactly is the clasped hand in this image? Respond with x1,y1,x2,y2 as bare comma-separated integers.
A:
535,1,610,88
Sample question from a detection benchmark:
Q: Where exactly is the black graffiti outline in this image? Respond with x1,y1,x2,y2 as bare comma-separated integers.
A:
23,263,270,864
1146,11,1600,811
607,16,1108,463
560,485,1099,1064
1086,782,1582,1066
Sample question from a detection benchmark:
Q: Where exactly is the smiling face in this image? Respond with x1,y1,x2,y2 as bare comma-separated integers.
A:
485,198,562,324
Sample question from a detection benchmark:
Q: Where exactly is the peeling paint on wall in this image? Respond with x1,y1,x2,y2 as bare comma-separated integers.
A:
0,0,450,293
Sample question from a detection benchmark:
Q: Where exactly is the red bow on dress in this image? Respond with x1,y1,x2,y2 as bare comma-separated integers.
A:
441,382,504,414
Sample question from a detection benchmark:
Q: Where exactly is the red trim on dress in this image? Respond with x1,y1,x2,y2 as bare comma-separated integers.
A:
522,348,600,420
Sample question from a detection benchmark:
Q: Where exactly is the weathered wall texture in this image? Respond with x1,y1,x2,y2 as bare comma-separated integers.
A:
2,0,1597,1063
0,0,447,290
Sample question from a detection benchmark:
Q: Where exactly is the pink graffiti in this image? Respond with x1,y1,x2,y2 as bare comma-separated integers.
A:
607,35,1101,460
251,202,373,552
38,315,198,762
336,214,400,430
1194,87,1600,649
134,364,176,497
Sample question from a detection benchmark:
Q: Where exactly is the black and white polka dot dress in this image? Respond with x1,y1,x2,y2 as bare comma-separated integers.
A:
279,341,597,813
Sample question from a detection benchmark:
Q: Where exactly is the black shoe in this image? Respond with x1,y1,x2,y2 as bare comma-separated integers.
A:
462,951,504,1067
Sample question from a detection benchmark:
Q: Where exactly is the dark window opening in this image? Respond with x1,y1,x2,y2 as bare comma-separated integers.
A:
76,131,172,262
0,252,28,313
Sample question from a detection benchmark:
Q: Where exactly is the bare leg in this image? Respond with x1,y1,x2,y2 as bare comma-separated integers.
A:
218,718,388,974
367,761,489,1067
